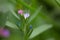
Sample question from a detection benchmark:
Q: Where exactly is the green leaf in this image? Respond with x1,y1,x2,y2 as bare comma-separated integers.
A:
5,21,18,29
29,24,52,39
9,9,20,20
28,6,42,23
55,0,60,6
17,0,35,11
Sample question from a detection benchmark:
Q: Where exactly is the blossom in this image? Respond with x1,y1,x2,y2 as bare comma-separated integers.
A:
23,13,30,19
18,10,30,19
0,28,10,38
30,25,32,29
18,10,23,14
2,29,10,37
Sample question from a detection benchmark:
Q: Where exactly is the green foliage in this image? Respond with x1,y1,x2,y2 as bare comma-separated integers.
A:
0,0,60,40
29,24,52,39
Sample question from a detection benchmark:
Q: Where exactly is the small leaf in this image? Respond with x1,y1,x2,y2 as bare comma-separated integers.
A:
5,21,18,29
29,24,52,39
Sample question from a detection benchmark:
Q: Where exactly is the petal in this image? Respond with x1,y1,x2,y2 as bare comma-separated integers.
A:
24,13,30,19
18,10,23,14
30,25,32,29
2,29,10,37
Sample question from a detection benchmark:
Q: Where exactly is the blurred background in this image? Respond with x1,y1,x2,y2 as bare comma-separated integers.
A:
0,0,60,40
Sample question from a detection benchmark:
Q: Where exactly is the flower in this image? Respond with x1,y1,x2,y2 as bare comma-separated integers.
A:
0,28,10,38
18,10,30,19
18,10,23,14
23,13,30,19
2,29,10,37
30,25,32,29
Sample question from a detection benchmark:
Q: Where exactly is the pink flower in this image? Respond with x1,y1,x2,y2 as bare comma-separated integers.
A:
18,10,23,14
2,29,10,37
23,13,30,19
0,28,10,38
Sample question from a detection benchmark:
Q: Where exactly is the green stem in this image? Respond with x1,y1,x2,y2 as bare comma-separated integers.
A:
23,19,29,40
24,25,28,40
